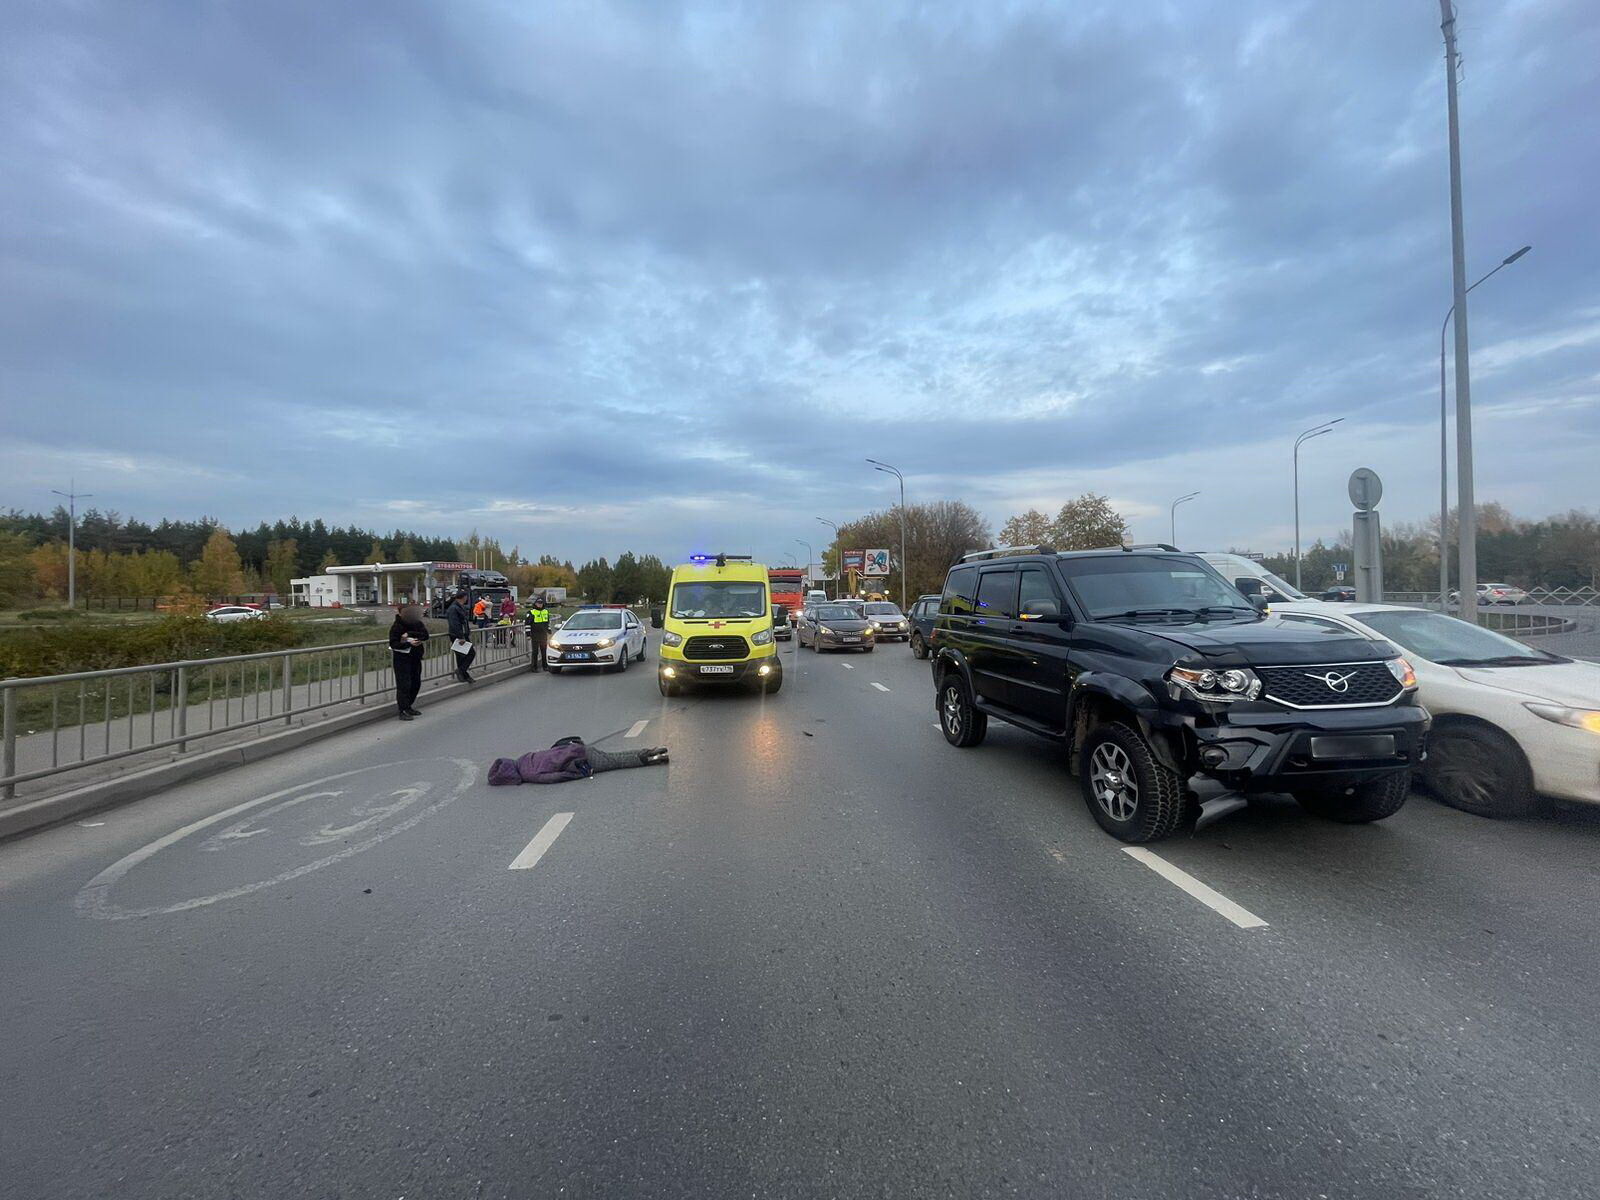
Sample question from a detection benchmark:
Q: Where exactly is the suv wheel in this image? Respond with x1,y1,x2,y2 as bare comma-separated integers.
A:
1295,772,1410,823
1079,724,1185,843
910,631,928,659
938,674,987,747
1422,725,1535,818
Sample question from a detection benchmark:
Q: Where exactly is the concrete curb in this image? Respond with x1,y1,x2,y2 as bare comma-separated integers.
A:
0,662,525,843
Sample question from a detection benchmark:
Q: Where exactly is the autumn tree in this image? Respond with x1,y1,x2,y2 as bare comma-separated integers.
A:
191,528,245,598
265,539,300,597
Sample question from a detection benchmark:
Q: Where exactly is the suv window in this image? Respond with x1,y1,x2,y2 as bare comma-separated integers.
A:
1061,554,1251,619
975,569,1018,619
941,566,978,614
1017,566,1060,618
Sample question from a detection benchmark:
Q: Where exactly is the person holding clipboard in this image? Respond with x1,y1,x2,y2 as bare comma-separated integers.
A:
445,588,477,683
388,603,429,720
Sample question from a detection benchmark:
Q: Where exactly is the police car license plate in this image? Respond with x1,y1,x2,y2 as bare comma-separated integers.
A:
564,651,593,661
699,665,734,674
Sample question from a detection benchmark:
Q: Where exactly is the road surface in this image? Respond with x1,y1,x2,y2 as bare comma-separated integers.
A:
3,640,1598,1198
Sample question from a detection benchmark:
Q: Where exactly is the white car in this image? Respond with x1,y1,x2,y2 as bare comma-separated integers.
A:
862,601,910,641
1449,582,1532,606
1274,601,1600,815
205,605,268,623
1198,553,1309,606
546,606,647,673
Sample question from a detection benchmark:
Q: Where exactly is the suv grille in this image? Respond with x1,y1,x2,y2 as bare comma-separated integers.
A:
1259,662,1402,708
683,635,749,660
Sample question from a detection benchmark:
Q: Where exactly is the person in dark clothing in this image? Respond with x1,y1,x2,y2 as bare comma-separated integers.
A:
445,589,477,683
388,604,429,719
525,594,552,672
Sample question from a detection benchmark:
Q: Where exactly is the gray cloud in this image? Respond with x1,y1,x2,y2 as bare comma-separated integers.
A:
2,0,1597,565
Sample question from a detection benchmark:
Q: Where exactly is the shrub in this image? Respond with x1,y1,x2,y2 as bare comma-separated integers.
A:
0,614,307,679
18,608,82,621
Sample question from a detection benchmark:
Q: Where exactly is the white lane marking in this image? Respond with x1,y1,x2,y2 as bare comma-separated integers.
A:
77,821,106,828
509,812,574,871
75,759,477,921
841,663,854,670
624,719,649,739
1121,847,1269,930
871,682,890,692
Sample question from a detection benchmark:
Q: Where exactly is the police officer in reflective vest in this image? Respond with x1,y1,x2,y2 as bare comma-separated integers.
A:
525,595,552,672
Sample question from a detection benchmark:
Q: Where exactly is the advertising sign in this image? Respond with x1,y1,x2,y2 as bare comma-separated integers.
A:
862,549,890,576
842,550,865,572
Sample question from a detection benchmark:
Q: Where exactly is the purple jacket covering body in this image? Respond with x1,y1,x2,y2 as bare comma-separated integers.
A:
488,741,590,786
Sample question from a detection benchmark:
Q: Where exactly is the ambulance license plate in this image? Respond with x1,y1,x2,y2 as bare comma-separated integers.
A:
699,665,734,675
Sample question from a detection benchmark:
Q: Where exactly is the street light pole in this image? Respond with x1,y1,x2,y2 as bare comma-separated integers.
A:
866,459,907,610
1438,245,1530,609
1169,491,1199,547
793,538,813,587
1439,0,1479,624
1292,419,1343,590
816,518,839,599
50,479,94,610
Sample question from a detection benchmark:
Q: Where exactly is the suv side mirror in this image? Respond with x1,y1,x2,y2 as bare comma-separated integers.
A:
1020,598,1061,618
1233,577,1265,598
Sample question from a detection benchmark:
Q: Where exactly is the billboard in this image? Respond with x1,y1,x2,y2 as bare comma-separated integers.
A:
842,549,865,572
862,549,890,576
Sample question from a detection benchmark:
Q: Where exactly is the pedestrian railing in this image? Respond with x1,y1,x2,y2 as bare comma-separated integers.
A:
1,625,525,803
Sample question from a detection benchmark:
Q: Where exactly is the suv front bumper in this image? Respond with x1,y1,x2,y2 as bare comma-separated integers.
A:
1165,703,1429,790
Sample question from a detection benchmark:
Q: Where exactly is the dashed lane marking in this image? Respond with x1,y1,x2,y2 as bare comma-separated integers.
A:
1122,847,1269,930
624,720,649,739
509,813,575,871
871,682,890,692
841,663,854,670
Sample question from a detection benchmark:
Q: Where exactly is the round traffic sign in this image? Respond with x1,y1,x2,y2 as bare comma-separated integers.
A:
1348,467,1383,510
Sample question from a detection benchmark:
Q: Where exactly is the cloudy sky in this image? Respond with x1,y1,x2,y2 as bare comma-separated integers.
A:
3,0,1597,566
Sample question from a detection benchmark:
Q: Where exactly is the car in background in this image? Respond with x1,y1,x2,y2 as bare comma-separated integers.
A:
1449,582,1532,606
772,603,793,640
834,599,866,618
205,604,268,623
796,602,875,652
863,601,909,641
907,593,940,659
1274,600,1600,815
1321,584,1358,602
546,605,647,674
1198,552,1309,606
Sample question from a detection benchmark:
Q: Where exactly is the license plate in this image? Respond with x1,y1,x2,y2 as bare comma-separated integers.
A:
562,652,593,661
841,636,860,643
699,665,735,675
1309,734,1396,760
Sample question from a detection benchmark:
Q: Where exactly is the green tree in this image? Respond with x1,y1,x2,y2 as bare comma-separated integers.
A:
318,548,340,571
1048,493,1128,550
192,528,245,598
0,531,35,605
576,558,612,602
610,552,643,603
265,539,300,597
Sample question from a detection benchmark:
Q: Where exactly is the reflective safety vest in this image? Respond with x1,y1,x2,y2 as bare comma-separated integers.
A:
526,607,550,624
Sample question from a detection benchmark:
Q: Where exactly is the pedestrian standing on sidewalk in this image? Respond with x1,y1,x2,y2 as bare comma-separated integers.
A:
525,593,552,672
446,588,477,683
388,603,429,720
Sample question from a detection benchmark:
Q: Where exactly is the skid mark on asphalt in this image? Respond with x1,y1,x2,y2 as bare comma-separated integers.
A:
1122,847,1269,929
509,813,574,871
870,682,890,692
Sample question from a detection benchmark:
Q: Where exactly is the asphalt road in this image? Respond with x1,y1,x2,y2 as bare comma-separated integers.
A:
3,638,1599,1199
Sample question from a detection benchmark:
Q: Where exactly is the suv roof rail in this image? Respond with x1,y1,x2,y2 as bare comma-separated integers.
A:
1124,542,1181,552
959,544,1057,563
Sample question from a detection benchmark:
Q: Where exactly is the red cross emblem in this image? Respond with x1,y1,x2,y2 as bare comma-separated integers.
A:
710,621,726,629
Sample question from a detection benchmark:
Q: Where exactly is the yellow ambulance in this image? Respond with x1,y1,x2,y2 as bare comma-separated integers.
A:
656,554,783,695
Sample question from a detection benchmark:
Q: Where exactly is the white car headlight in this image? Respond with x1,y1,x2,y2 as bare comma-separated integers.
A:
1524,703,1600,734
593,637,615,649
751,629,774,646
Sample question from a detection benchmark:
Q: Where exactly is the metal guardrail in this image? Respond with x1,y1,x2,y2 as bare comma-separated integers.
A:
1,624,525,801
1386,588,1599,608
1359,593,1582,637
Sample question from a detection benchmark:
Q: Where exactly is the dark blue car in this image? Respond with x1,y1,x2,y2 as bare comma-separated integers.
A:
908,593,940,658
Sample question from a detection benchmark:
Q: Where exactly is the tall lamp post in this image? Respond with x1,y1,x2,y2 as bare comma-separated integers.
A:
51,479,94,610
793,538,813,586
1438,245,1530,609
1293,418,1343,590
1169,491,1199,547
816,518,839,599
865,458,907,610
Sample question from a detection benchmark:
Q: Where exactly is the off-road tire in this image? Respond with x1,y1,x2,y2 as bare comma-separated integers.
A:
1422,726,1536,818
1295,771,1411,823
937,672,987,748
1078,723,1186,843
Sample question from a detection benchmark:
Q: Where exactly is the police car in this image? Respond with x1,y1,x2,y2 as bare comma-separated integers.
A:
546,605,648,674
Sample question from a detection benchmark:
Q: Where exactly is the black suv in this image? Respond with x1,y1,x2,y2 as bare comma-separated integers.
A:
930,547,1429,842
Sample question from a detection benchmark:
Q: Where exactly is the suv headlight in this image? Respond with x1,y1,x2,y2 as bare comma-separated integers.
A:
1168,665,1262,703
661,630,684,647
751,629,774,646
1524,702,1600,733
1385,656,1418,689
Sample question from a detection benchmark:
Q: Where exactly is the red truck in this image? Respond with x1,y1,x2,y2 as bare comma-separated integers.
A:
767,568,805,626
